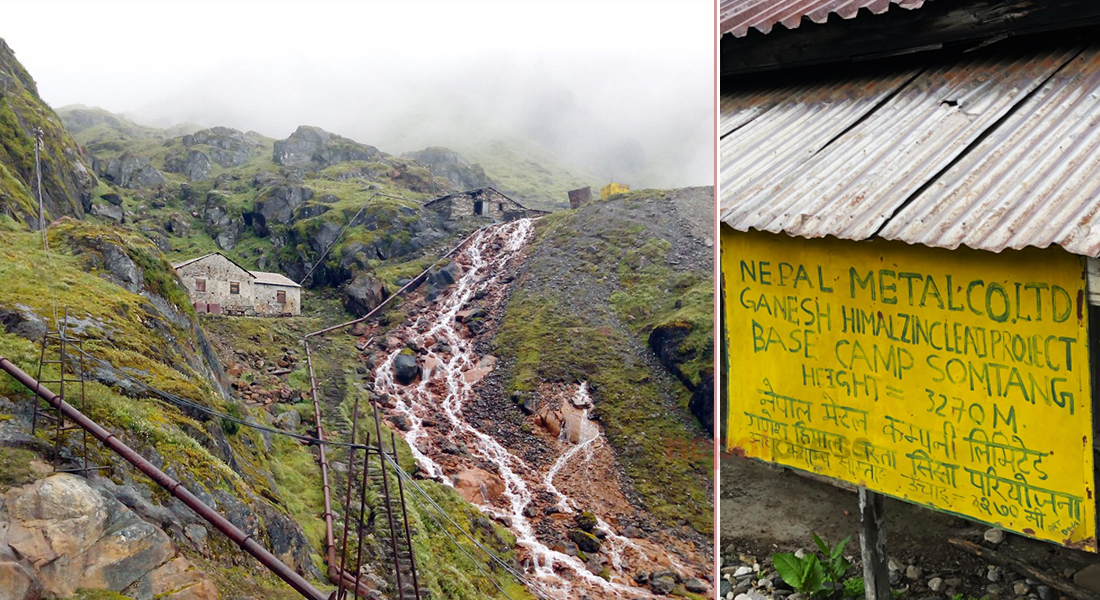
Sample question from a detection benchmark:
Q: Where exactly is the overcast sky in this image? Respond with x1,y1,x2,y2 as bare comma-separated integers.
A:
2,0,713,188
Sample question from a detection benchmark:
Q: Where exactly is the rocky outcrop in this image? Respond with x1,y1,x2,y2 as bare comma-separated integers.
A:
272,126,383,169
164,149,213,181
203,191,243,250
0,474,218,600
253,184,313,226
690,371,714,436
343,273,387,317
88,199,124,222
97,153,167,188
648,321,696,390
402,147,493,191
181,127,263,168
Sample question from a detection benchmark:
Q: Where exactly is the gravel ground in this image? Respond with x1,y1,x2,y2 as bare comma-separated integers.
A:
721,453,1100,600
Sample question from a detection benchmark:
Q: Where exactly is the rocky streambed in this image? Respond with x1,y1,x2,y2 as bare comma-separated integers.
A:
355,219,711,599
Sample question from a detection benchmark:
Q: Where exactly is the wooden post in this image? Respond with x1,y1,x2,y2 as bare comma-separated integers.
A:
860,487,891,600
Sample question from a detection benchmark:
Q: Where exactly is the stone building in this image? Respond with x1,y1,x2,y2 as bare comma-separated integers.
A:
424,187,545,221
173,252,301,316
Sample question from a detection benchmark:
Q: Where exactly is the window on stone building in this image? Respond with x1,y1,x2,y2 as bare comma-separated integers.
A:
277,290,286,304
498,203,503,212
195,278,206,292
474,200,483,215
230,282,240,295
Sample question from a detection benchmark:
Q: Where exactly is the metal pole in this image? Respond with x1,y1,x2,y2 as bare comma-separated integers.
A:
336,397,361,600
859,487,890,600
373,402,405,600
353,433,371,600
0,354,330,600
392,431,421,600
35,127,45,240
305,341,339,581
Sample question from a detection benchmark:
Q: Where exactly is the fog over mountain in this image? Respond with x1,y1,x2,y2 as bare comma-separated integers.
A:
3,0,712,189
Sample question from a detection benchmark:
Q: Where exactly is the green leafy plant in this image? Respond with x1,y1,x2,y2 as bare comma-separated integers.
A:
773,552,825,596
844,577,865,598
814,533,853,584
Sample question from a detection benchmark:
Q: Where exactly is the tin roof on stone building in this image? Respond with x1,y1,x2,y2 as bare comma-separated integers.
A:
720,39,1100,258
172,252,300,287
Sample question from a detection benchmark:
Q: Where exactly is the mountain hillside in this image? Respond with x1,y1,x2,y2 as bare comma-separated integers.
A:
0,39,93,224
496,187,714,531
0,36,713,600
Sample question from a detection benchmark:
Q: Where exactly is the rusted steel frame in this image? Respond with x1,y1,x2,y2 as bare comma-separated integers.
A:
373,402,406,600
77,337,88,472
336,397,361,600
56,322,66,462
353,437,371,600
0,354,329,600
304,341,339,581
391,431,421,600
304,225,486,340
32,332,49,434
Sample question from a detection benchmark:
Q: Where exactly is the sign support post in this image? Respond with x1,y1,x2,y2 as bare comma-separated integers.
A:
859,487,891,600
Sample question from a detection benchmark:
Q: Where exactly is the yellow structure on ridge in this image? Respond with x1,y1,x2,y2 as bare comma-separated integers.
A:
600,182,630,199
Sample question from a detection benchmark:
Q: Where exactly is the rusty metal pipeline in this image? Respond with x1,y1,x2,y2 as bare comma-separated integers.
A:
0,354,330,600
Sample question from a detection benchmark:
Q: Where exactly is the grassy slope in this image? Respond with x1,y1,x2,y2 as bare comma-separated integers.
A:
0,217,534,598
204,311,534,600
494,190,713,535
0,216,330,581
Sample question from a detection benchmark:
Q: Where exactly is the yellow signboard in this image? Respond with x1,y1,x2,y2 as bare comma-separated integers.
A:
723,227,1096,550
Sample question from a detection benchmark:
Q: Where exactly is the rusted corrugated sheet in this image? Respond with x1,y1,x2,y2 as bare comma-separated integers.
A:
880,46,1100,257
720,0,927,38
719,42,1100,256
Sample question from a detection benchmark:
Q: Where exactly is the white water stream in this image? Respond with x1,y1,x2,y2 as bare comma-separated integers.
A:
371,219,667,599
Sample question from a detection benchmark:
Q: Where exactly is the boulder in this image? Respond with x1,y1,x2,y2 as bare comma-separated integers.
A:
164,149,213,181
165,212,192,237
0,474,216,599
89,199,124,222
343,273,387,316
253,184,314,225
567,529,602,553
310,221,342,255
100,153,167,188
393,353,420,386
101,243,144,293
452,467,505,504
203,191,243,250
0,305,47,341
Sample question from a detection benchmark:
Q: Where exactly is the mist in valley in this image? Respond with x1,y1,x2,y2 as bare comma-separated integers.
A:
4,0,712,189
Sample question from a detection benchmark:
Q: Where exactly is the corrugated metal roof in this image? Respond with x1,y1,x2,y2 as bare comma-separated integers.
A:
720,0,927,38
173,252,300,286
719,42,1100,257
880,46,1100,257
252,271,300,288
